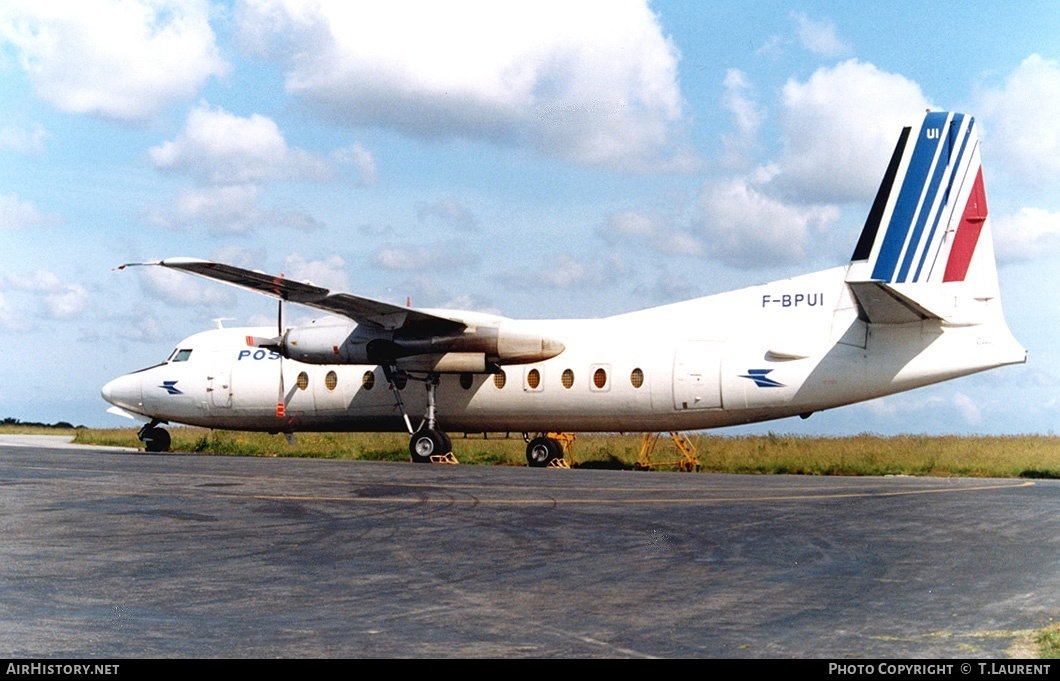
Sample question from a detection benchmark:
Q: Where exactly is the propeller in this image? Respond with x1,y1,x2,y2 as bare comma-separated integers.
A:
243,300,287,418
275,297,286,418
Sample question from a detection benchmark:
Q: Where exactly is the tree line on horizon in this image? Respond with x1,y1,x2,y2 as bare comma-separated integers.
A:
2,417,83,430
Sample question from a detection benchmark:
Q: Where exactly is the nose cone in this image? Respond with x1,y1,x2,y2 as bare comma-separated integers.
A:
101,373,142,411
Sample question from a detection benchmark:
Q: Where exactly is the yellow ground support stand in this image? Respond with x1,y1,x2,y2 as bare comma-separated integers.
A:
547,432,575,468
635,432,700,472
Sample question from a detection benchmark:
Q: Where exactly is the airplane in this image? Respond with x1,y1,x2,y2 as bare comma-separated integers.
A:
102,110,1027,466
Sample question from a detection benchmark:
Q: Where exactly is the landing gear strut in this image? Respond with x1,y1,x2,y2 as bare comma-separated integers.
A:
385,367,456,464
138,420,171,453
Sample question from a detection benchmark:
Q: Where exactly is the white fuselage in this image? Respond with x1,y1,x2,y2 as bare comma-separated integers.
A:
101,264,1026,436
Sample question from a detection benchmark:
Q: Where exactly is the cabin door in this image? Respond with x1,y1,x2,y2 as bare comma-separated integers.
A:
208,366,232,409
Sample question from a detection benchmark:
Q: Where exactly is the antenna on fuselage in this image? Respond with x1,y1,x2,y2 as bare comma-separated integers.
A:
213,317,235,329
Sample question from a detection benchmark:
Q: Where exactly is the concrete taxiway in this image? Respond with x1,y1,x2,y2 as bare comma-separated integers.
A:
1,435,1057,659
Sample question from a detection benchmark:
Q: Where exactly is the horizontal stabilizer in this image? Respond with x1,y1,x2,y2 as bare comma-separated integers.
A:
846,280,942,324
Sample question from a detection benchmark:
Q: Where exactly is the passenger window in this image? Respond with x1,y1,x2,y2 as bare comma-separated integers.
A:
591,365,609,391
362,370,375,390
493,370,507,389
561,369,574,389
325,371,338,391
297,372,309,390
630,368,644,388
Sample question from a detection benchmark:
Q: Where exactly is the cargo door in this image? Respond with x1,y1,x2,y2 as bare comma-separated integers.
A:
673,341,722,410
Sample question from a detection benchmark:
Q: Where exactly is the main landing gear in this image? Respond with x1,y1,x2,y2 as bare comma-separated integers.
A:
385,367,457,464
524,434,569,468
137,419,171,453
384,367,571,467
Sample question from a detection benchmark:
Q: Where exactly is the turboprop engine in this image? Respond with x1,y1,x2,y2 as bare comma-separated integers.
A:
266,317,565,371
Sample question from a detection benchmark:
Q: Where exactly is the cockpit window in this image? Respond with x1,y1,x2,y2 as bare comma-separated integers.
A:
168,348,193,362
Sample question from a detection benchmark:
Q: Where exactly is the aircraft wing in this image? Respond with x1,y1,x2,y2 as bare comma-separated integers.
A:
118,257,467,334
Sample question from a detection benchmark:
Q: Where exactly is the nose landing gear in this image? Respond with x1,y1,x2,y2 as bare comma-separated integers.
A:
137,420,171,453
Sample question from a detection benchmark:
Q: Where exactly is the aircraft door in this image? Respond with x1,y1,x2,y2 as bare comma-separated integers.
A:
208,366,232,409
673,341,722,410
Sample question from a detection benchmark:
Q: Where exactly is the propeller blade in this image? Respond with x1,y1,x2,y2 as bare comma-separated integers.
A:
246,335,282,350
276,298,286,418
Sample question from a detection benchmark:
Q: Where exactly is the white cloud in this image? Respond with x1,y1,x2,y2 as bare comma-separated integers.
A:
148,105,338,233
43,284,89,319
776,59,933,203
695,177,840,268
685,61,933,271
282,254,349,292
0,193,62,229
144,183,324,234
0,123,49,154
151,105,332,184
721,69,763,168
599,210,660,241
137,267,235,307
416,198,479,233
236,0,686,169
144,184,257,234
2,269,91,320
372,242,480,272
993,207,1060,262
791,12,850,57
952,392,983,425
0,0,227,123
0,291,25,331
333,143,377,187
597,209,703,256
13,270,63,292
976,54,1060,186
498,253,613,290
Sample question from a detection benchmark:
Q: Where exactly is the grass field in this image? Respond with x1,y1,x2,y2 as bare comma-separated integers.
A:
56,425,1060,479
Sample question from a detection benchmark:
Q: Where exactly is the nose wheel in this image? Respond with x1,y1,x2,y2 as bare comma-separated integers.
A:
137,420,171,453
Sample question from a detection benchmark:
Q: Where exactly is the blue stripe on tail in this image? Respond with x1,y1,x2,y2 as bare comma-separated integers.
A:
911,117,973,282
870,111,951,283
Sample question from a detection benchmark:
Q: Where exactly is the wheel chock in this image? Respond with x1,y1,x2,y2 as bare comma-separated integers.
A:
430,452,460,464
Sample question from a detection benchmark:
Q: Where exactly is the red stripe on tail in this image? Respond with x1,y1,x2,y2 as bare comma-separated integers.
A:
943,167,988,282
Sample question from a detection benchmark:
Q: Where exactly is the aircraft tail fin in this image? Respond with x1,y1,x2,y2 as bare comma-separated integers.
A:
846,111,1000,325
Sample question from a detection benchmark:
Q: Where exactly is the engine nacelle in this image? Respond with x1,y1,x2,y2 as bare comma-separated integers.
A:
281,320,375,364
277,318,565,368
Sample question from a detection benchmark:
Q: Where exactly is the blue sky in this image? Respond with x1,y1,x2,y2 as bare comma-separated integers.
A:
1,0,1058,435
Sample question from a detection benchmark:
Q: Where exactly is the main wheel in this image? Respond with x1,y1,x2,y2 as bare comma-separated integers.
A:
409,428,450,463
143,427,171,453
526,436,561,467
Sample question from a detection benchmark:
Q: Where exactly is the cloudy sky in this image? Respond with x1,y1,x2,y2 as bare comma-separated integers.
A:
1,0,1058,434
